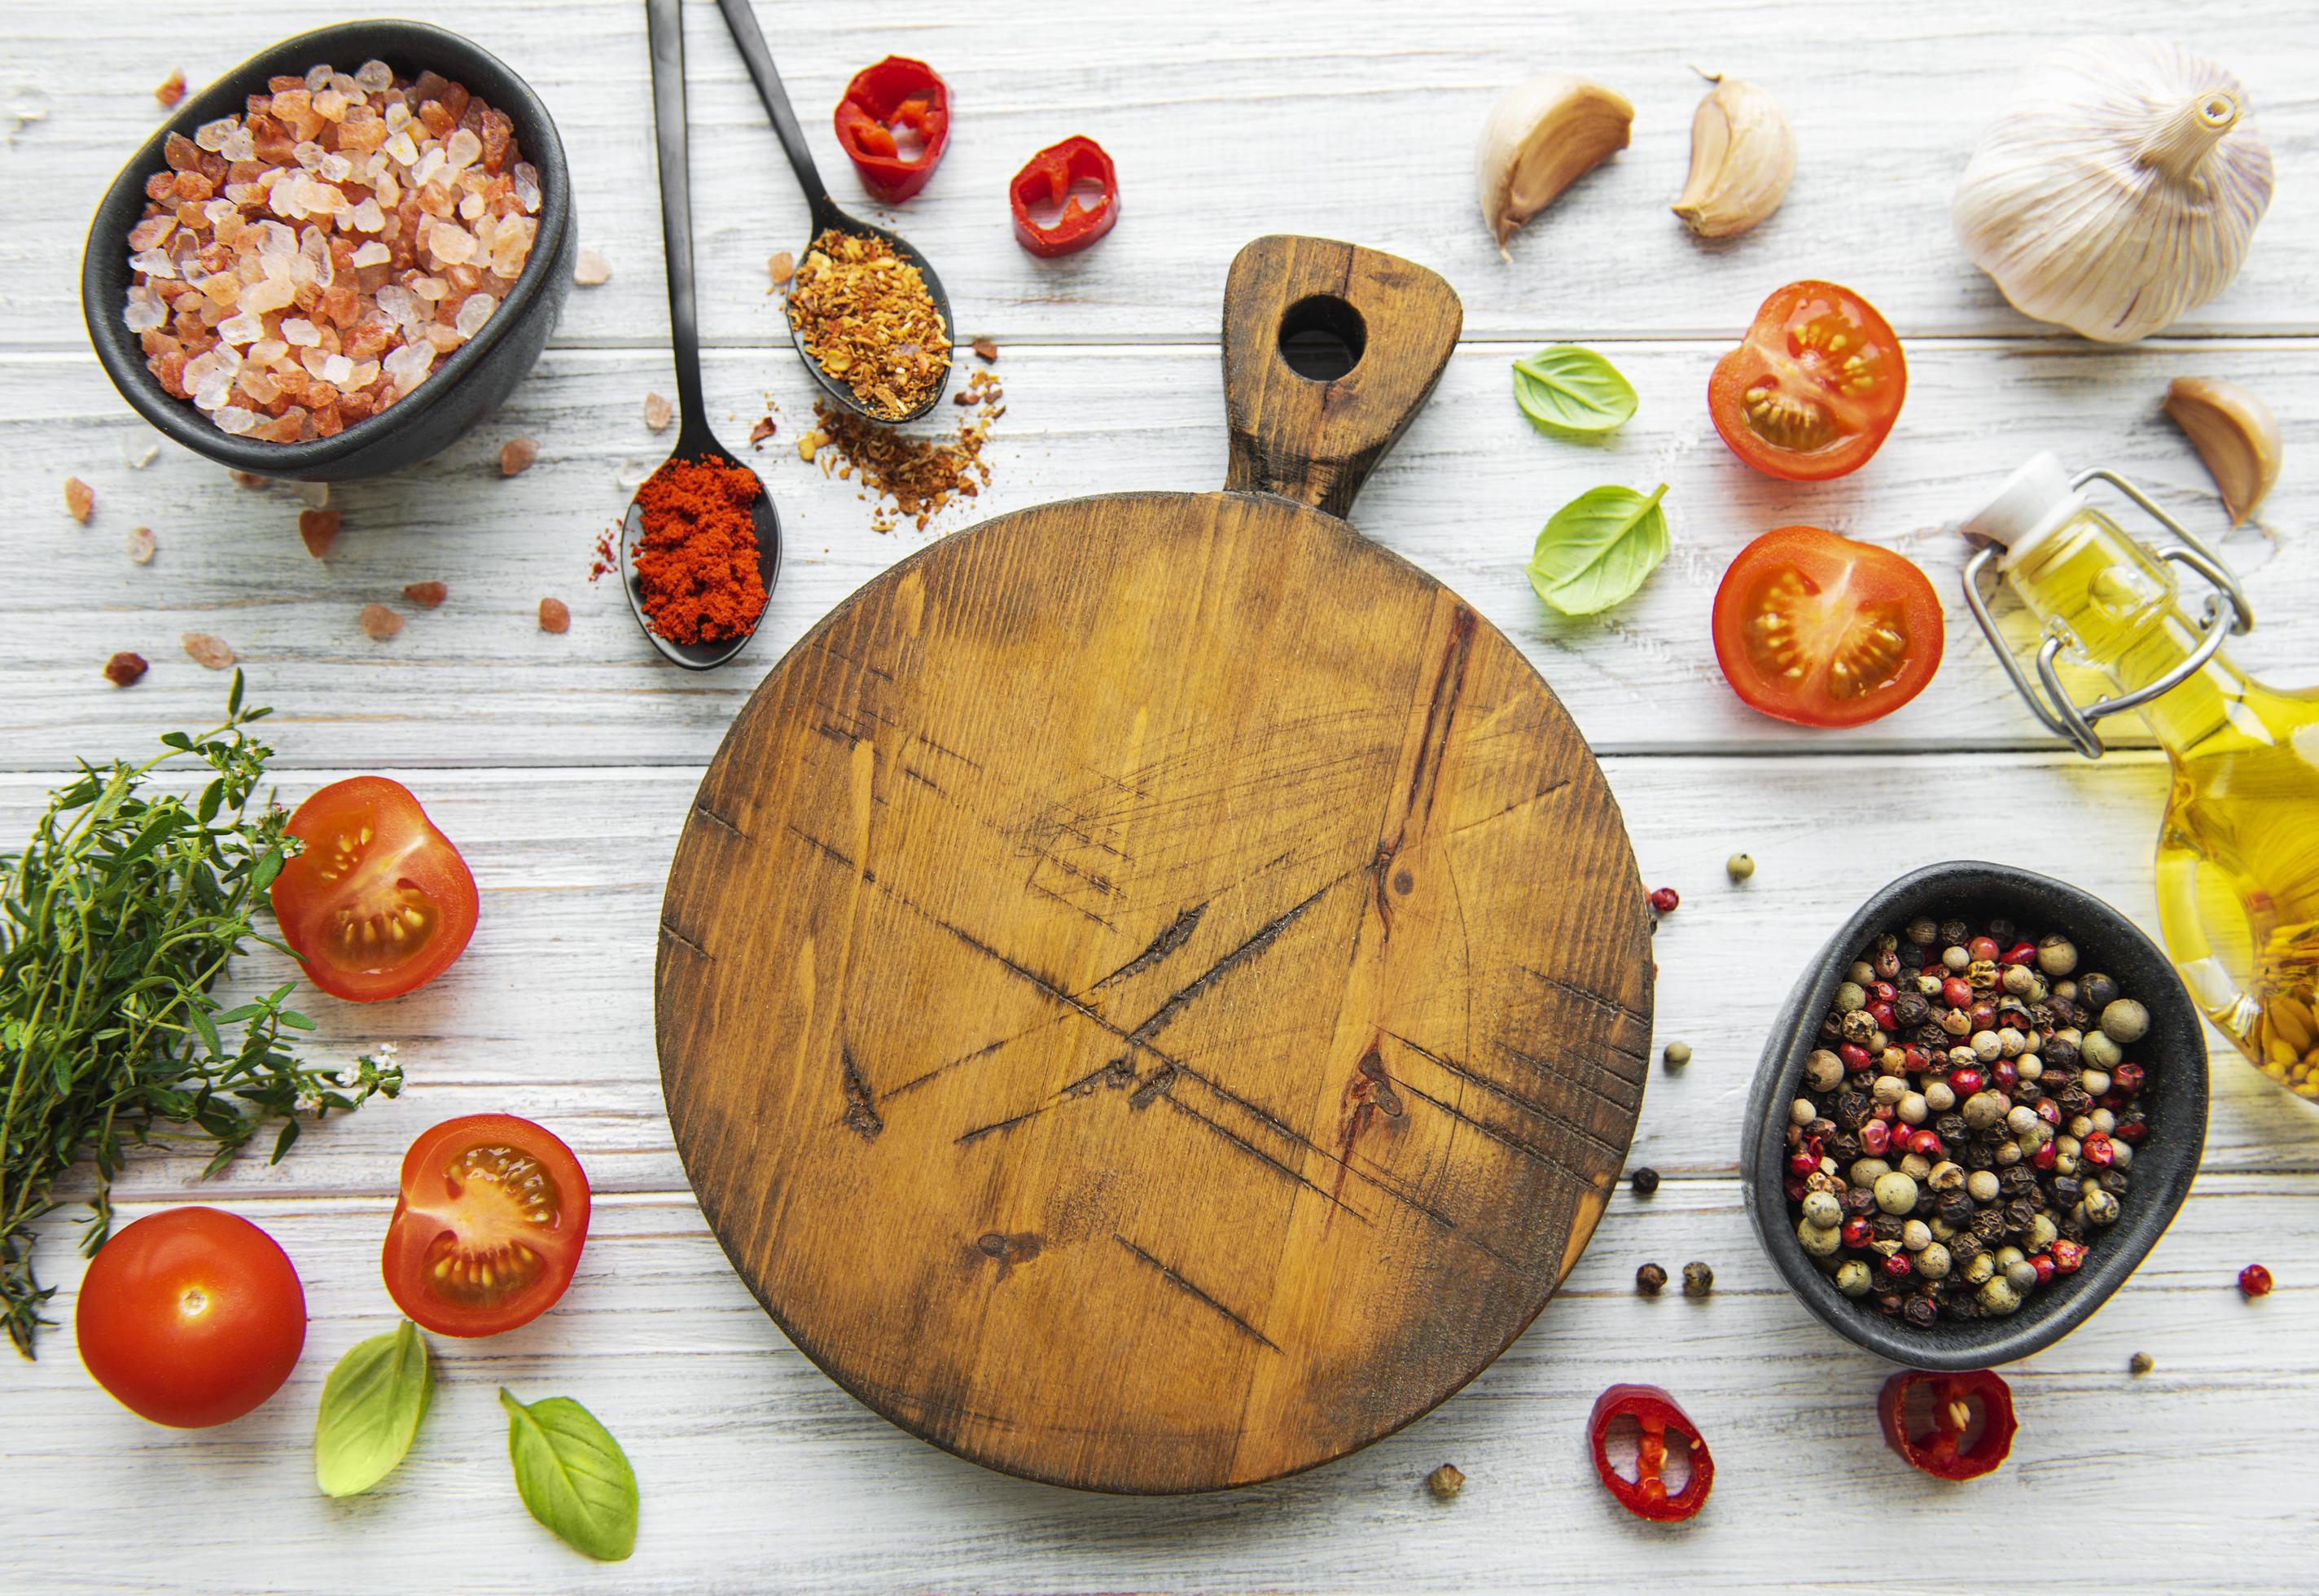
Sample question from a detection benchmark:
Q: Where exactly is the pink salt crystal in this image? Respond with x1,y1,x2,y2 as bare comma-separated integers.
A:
428,221,476,266
538,597,570,634
63,477,93,522
129,214,178,251
499,436,538,476
453,292,494,338
643,392,673,432
358,603,402,641
126,526,156,564
182,632,235,669
299,507,340,556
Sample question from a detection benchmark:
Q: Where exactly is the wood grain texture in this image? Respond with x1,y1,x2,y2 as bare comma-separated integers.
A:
656,240,1649,1490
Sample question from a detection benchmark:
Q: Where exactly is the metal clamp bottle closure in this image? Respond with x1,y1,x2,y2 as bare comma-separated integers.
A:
1962,467,2255,760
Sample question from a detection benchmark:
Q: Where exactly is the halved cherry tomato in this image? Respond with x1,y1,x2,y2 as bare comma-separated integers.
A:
76,1207,306,1427
1709,280,1906,480
383,1115,590,1338
1712,526,1944,728
271,776,478,1002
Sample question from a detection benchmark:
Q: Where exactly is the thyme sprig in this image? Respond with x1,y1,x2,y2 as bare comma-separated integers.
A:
0,676,402,1357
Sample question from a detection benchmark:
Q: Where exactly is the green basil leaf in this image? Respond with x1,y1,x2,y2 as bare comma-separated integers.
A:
1512,345,1637,436
314,1320,433,1497
501,1388,638,1562
1526,483,1672,616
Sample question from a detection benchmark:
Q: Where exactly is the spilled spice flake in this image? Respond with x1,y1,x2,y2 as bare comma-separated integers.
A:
230,471,270,489
125,526,156,564
643,392,673,432
181,632,235,670
500,436,540,476
971,337,998,362
767,250,795,288
587,527,617,582
574,247,612,286
298,507,341,559
63,477,94,522
103,651,148,686
538,596,570,633
799,366,1004,533
403,580,448,608
749,415,778,447
358,603,402,641
154,69,186,107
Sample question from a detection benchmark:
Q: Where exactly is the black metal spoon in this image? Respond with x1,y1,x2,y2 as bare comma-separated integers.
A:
625,0,781,673
713,0,954,422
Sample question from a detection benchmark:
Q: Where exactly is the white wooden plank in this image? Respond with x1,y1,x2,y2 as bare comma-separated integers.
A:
3,1177,2308,1594
7,0,2317,353
4,337,2312,769
2,751,2300,1225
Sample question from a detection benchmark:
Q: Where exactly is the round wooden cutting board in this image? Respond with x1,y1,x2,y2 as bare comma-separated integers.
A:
657,236,1655,1493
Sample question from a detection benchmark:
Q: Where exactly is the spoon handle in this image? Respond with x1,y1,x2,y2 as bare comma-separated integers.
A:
714,0,836,229
646,0,708,432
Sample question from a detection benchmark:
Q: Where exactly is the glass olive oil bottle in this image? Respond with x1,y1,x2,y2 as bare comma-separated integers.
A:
1963,454,2319,1100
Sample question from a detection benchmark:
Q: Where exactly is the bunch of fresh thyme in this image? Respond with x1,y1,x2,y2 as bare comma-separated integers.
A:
0,677,401,1356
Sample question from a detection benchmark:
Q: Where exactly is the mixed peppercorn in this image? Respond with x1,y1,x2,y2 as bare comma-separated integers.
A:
1781,914,2155,1328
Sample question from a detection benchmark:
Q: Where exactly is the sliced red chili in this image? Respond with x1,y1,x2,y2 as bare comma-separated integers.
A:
1588,1383,1713,1522
1008,135,1119,258
832,56,950,204
1878,1368,2017,1480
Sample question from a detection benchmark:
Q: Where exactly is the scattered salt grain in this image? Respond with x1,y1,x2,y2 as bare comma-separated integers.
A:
126,526,156,563
182,632,235,670
63,477,93,522
154,70,186,107
573,247,611,287
358,603,402,641
128,443,160,470
499,436,539,476
299,507,341,558
538,597,570,634
643,392,673,432
298,480,331,509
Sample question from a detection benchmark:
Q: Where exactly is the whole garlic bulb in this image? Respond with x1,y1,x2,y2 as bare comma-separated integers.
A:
1953,37,2273,342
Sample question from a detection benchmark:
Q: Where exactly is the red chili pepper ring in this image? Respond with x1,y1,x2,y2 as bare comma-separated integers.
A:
1008,135,1120,258
1878,1367,2017,1480
1587,1383,1714,1522
833,56,950,204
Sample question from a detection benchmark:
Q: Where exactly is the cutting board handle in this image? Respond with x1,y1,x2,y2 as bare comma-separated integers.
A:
1221,235,1463,521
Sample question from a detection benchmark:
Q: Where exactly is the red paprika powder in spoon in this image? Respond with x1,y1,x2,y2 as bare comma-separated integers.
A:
632,456,769,646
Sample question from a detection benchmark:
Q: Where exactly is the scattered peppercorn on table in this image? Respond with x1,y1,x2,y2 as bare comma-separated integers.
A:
6,2,2317,1591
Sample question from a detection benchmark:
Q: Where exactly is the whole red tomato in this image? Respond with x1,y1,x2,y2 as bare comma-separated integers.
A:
75,1207,306,1427
270,776,479,1002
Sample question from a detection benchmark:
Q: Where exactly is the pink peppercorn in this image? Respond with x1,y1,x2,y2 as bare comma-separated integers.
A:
1860,1121,1892,1155
2112,1063,2145,1095
2239,1264,2273,1298
1882,1252,1914,1280
2051,1239,2088,1274
1949,1068,1985,1096
2031,1141,2057,1171
1941,977,1973,1009
2081,1132,2115,1168
1839,1042,1874,1072
1968,936,1999,962
2029,1253,2057,1284
1906,1129,1942,1158
2001,941,2038,967
1649,886,1680,915
1843,1217,1873,1248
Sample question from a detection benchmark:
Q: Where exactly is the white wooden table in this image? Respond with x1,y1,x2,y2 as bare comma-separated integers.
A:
6,2,2317,1589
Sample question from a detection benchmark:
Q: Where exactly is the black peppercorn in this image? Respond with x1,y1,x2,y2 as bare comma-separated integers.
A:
1935,1112,1970,1144
1826,1132,1861,1163
1986,916,2015,945
2002,1198,2038,1234
1972,1206,2006,1241
1841,1184,1876,1217
2052,1174,2084,1208
1963,1141,1996,1170
1630,1167,1660,1196
1949,1230,1984,1264
1636,1262,1668,1296
1894,993,1931,1028
1940,919,1970,946
1872,1212,1905,1242
1806,1117,1839,1142
1903,1293,1940,1329
2082,972,2120,1011
2014,1081,2043,1106
2102,1168,2132,1195
1937,1190,1977,1228
2001,1164,2040,1199
1835,1090,1871,1129
2061,1085,2094,1116
2060,1209,2089,1241
1820,1012,1842,1040
2028,1003,2059,1033
2045,1035,2080,1069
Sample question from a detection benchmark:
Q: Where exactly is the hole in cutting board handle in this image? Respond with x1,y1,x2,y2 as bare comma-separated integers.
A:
1278,294,1366,382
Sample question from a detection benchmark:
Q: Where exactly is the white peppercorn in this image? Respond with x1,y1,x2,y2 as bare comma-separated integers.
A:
1993,1139,2022,1167
2081,1068,2111,1097
1835,1259,1874,1296
1851,1157,1893,1187
1874,1172,1918,1214
2081,1030,2124,1069
1927,1160,1965,1190
1942,945,1970,972
1979,1276,2023,1314
1790,1097,1817,1127
2091,1107,2116,1133
1804,1050,1844,1091
1994,1245,2027,1270
2006,1259,2039,1292
1848,961,1875,987
1966,1169,2001,1203
1801,1190,1843,1229
1901,1219,1931,1252
1917,1242,1953,1280
2026,1213,2058,1252
1871,1073,1909,1106
1962,1091,2005,1131
1923,1080,1957,1112
1997,1026,2027,1058
2016,1054,2043,1081
2101,998,2150,1044
1971,1029,2003,1063
1897,1092,1929,1126
2001,963,2037,997
1899,1152,1932,1181
1835,980,1868,1013
1799,1219,1843,1257
2036,932,2078,976
1726,852,1756,882
1962,1251,1997,1286
2083,1186,2121,1226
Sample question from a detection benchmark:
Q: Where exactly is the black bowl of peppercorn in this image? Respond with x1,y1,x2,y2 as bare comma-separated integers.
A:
1743,862,2207,1370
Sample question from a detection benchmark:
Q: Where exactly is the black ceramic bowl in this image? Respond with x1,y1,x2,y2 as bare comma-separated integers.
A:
81,20,574,480
1743,861,2207,1370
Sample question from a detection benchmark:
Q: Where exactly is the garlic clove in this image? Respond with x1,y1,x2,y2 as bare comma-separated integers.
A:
1672,73,1794,239
1477,75,1633,259
2163,376,2280,526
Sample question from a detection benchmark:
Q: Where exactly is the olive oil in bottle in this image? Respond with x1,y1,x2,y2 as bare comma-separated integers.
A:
1963,454,2319,1098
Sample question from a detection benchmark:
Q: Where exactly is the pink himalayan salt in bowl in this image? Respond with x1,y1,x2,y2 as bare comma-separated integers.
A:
84,20,572,480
